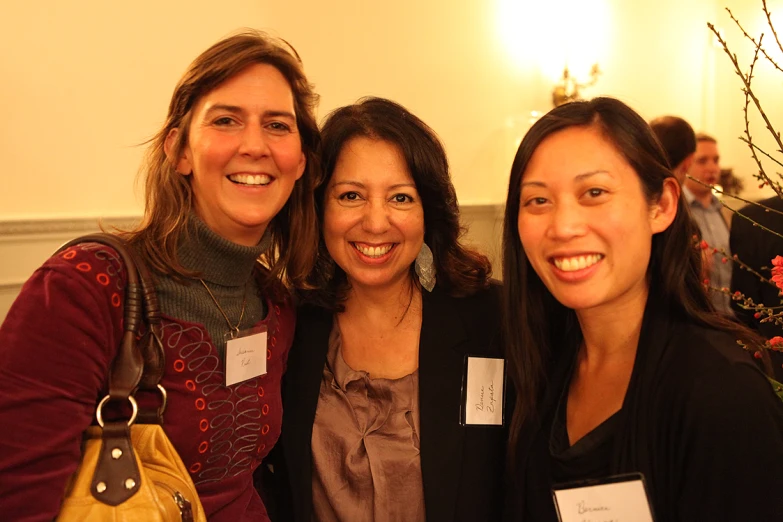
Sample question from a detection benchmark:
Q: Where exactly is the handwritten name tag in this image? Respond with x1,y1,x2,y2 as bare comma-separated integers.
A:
552,473,654,522
462,356,504,425
225,326,268,386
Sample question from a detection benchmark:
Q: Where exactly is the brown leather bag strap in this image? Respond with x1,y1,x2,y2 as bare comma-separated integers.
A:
56,234,173,506
55,233,165,399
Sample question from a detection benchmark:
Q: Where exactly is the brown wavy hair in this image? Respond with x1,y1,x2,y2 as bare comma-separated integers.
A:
502,97,765,459
303,97,491,309
122,30,321,292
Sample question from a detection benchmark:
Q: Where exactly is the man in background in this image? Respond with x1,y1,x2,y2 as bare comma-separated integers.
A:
649,115,696,184
683,133,733,315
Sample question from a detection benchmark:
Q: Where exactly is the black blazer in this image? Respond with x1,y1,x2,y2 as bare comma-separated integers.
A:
729,195,783,380
280,284,508,522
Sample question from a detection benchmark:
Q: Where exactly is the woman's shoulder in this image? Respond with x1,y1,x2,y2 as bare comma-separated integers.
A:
676,322,761,374
659,322,782,415
38,240,129,295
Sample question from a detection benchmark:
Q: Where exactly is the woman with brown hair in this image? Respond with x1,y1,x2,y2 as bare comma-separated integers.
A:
0,31,320,521
280,97,508,522
502,97,783,521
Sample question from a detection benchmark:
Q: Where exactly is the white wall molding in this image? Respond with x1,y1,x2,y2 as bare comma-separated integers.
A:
0,207,504,322
0,216,140,240
0,216,141,321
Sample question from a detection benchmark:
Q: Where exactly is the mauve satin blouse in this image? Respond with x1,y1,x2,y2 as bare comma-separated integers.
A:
311,324,426,522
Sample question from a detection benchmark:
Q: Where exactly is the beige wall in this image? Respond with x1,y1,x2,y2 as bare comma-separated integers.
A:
2,0,783,320
4,0,780,218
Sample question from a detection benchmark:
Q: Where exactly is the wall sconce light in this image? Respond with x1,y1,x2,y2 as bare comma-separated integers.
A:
552,63,601,107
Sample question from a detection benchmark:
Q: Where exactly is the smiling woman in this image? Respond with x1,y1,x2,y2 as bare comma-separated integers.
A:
166,63,306,247
517,125,676,313
322,137,425,294
502,97,783,521
279,97,508,522
0,31,320,522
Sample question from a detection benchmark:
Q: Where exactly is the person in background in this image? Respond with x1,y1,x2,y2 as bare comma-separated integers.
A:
683,133,733,315
730,194,783,381
280,97,507,522
649,115,696,185
0,31,321,522
502,97,783,521
649,116,716,281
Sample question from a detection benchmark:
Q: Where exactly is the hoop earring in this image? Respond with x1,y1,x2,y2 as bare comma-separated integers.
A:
415,243,436,292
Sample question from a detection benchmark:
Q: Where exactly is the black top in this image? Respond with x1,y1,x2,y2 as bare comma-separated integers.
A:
506,291,783,522
522,354,621,519
549,379,620,484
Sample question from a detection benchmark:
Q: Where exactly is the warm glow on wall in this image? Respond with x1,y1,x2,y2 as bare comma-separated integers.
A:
496,0,612,82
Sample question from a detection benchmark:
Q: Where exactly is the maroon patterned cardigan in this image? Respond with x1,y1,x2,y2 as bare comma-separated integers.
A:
0,242,294,522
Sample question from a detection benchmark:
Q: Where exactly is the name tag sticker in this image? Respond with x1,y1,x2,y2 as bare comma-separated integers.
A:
461,356,505,426
225,326,268,386
552,473,655,522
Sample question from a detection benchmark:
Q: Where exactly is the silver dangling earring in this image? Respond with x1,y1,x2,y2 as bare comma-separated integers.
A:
415,243,436,292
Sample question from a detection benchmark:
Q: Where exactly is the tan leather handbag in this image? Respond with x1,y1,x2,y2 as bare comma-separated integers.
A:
54,234,206,522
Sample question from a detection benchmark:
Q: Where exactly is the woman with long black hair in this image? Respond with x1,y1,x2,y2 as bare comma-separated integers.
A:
502,97,783,521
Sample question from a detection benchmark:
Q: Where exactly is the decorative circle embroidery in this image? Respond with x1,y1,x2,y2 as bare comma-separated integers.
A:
63,250,76,260
256,444,266,455
111,293,121,307
257,387,265,398
76,262,91,272
189,462,202,473
173,359,185,372
270,336,277,348
198,441,209,454
96,273,110,286
195,398,206,411
261,404,269,416
267,349,272,360
199,419,209,432
261,424,270,435
186,380,196,391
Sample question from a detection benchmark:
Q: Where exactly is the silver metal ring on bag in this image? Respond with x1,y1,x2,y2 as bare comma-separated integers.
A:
95,395,139,428
156,384,168,415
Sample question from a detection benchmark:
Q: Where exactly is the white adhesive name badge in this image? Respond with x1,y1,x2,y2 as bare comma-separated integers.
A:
552,473,655,522
462,356,505,425
225,326,268,386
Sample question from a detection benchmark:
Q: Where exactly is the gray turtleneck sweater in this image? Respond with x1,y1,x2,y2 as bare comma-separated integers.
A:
155,215,269,357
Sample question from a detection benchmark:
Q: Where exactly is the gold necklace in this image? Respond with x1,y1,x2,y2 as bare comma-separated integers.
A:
199,279,247,338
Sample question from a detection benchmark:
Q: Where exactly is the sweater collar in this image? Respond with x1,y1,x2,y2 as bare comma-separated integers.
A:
178,213,270,287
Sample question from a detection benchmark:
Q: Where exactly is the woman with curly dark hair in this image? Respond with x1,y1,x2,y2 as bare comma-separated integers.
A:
280,97,508,522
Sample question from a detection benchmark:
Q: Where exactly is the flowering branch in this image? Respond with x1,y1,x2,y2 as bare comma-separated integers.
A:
726,6,783,73
708,21,783,157
762,0,783,57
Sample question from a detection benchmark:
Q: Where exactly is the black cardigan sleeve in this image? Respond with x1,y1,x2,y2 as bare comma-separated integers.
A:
675,361,783,521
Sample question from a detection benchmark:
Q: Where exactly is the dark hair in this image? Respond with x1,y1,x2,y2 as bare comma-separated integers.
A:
123,30,321,292
696,132,717,144
304,97,491,308
502,97,760,455
649,115,696,169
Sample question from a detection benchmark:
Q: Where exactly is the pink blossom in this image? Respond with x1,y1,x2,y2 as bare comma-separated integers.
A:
771,256,783,291
769,336,783,347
